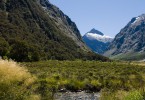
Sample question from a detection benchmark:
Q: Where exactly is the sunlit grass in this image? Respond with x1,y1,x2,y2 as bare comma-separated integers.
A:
0,60,35,84
0,59,39,100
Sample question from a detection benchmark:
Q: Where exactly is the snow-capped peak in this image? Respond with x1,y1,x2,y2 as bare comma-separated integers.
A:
88,28,104,36
83,28,114,54
85,32,113,43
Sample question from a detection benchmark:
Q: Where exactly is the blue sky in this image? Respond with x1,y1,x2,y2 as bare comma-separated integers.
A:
49,0,145,37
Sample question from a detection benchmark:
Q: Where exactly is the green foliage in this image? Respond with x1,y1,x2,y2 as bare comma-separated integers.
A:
9,40,40,62
111,52,145,61
0,0,109,62
124,91,143,100
100,89,144,100
65,79,85,91
23,60,145,99
0,37,9,57
1,60,145,99
0,0,6,10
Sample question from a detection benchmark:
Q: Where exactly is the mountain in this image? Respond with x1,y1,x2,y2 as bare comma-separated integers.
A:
0,0,109,61
104,14,145,60
83,28,113,54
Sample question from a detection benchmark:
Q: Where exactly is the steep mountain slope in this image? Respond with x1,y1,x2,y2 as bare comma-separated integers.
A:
83,28,113,54
104,14,145,60
39,0,86,49
0,0,109,61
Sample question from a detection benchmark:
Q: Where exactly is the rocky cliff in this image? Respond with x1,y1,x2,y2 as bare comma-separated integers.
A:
104,14,145,60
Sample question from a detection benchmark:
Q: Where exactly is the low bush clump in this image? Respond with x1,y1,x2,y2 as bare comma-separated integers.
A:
124,91,143,100
101,90,144,100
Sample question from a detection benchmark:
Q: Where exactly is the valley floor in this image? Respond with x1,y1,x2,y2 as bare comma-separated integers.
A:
1,60,145,100
25,60,145,100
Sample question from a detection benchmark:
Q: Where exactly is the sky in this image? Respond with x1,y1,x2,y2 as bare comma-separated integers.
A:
49,0,145,37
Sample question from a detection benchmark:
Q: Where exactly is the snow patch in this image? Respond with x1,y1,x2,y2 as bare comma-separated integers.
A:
132,17,140,24
86,33,113,43
42,6,47,11
131,15,145,25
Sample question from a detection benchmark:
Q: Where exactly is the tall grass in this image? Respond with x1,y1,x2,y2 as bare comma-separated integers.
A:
0,60,40,100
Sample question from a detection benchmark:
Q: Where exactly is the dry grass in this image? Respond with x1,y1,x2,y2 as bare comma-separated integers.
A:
0,59,39,100
130,61,145,66
0,59,35,85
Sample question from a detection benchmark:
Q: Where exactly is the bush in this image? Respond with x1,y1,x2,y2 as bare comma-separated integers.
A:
90,80,102,91
0,37,9,57
65,79,85,91
124,91,143,100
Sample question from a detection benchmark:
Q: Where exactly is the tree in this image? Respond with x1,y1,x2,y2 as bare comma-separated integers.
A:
0,37,9,57
9,40,40,62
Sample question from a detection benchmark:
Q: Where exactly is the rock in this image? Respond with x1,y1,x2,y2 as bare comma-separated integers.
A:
104,14,145,60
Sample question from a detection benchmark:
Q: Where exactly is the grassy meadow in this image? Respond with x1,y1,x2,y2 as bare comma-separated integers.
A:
1,59,145,100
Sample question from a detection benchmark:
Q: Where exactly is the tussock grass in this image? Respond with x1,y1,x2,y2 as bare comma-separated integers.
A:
0,59,39,100
0,60,35,84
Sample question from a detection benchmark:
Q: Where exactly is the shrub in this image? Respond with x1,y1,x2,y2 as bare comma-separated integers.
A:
65,79,85,91
124,91,143,100
90,80,102,91
0,37,9,57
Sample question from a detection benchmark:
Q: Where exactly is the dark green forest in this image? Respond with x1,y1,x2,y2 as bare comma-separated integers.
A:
0,0,109,62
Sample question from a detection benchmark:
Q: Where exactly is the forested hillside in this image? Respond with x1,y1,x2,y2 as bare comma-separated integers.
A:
0,0,109,62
